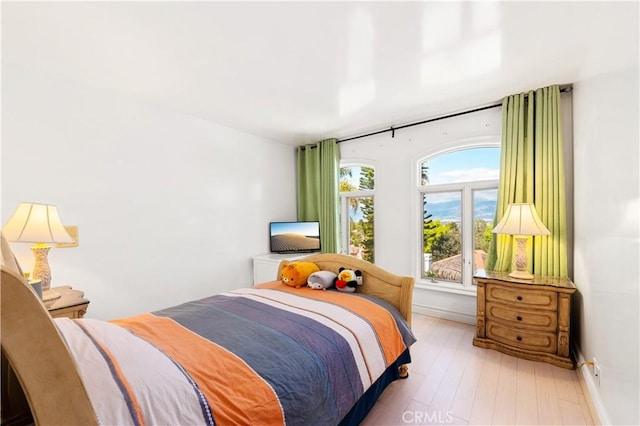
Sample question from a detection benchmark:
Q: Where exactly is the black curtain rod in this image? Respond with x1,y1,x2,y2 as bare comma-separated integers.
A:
336,85,572,144
337,103,501,143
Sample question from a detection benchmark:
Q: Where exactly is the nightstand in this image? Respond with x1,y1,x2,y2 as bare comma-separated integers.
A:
44,285,90,319
473,271,576,369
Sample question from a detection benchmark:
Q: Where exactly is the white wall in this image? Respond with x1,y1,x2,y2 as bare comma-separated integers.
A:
339,107,502,322
1,64,297,320
573,66,639,425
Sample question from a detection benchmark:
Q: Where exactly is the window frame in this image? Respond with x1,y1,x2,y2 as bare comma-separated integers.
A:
414,144,499,293
339,162,376,259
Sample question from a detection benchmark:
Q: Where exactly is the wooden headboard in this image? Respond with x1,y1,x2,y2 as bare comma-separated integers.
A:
278,253,415,325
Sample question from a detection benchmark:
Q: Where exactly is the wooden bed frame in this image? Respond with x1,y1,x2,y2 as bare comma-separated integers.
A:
279,254,414,326
1,233,414,425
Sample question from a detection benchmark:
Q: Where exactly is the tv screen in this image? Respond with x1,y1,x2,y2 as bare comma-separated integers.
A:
269,221,321,253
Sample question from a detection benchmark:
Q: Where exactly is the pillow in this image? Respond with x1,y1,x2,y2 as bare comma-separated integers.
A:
334,267,363,293
307,270,337,290
280,261,320,288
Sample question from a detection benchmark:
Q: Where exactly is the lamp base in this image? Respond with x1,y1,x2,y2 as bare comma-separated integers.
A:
510,236,534,280
43,289,61,302
509,269,534,280
31,244,52,291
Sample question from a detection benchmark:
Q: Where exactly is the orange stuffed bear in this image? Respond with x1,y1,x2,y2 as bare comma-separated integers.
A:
280,261,320,288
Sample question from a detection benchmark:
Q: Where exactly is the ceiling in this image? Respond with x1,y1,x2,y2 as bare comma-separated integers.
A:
2,2,638,145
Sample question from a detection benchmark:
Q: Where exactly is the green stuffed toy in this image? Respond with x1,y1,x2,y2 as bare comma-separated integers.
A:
280,261,320,288
334,267,363,293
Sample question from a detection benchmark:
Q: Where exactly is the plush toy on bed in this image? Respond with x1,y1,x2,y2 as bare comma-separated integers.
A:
280,261,320,288
334,267,363,293
307,270,337,290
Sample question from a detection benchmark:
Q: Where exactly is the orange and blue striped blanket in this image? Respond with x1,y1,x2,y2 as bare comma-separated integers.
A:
56,282,415,425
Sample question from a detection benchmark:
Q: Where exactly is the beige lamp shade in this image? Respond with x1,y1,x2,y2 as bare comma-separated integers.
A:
3,203,74,244
2,203,73,296
492,203,550,236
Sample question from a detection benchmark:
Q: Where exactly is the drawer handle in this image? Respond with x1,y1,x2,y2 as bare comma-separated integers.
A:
517,316,523,321
517,336,523,341
517,296,523,301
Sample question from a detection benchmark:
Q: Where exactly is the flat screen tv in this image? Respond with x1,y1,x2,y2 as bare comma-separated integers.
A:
269,221,321,254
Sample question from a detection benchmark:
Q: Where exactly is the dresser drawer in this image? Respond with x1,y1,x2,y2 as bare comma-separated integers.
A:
486,284,557,310
486,321,557,354
486,303,557,331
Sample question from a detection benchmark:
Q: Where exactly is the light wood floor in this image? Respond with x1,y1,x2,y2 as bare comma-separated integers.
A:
362,314,596,426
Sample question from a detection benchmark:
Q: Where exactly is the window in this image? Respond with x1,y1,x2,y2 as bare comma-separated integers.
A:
419,147,499,287
340,165,374,262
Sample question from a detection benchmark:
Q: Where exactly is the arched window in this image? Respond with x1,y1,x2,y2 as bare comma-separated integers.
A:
340,164,375,262
419,147,499,287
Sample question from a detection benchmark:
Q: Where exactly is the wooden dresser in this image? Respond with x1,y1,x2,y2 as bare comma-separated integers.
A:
473,271,576,369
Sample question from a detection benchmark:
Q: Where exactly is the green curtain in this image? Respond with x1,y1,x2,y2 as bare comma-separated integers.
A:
297,138,340,253
486,85,568,277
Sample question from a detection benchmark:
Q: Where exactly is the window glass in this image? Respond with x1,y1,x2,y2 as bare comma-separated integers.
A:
419,147,499,185
340,165,375,191
346,195,374,262
423,191,462,282
473,188,498,274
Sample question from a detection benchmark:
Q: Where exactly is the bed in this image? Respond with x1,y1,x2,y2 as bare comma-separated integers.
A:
1,235,415,426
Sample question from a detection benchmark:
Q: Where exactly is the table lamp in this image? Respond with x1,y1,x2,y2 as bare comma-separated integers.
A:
2,202,74,300
492,203,550,280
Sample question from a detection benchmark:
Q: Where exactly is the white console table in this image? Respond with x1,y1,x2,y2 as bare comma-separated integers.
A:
252,253,309,285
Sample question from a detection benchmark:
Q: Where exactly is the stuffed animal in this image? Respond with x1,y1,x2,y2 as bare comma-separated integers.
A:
307,270,337,290
280,261,320,288
334,267,363,293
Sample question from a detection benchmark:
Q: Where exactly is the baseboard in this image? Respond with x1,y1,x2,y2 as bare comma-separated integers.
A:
573,346,610,425
413,303,476,325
